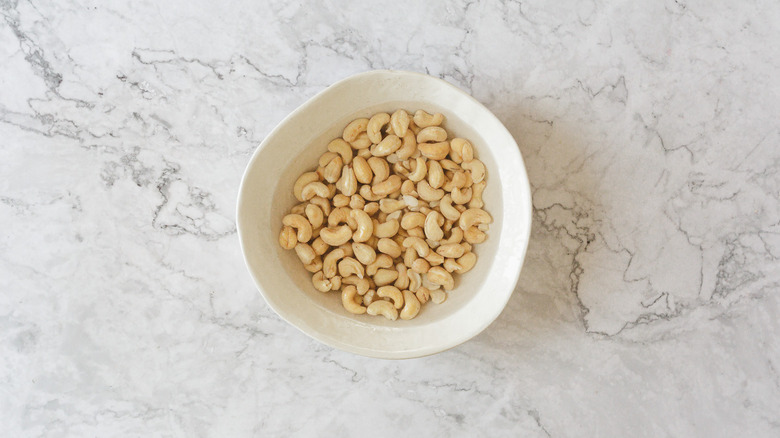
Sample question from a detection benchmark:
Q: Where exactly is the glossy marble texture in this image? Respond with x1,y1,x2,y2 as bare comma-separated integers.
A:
2,0,779,436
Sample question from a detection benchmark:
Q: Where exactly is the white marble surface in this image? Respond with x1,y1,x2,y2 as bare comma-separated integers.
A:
2,0,779,436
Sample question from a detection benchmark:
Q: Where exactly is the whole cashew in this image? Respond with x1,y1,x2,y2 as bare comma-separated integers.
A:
372,175,402,197
390,109,410,137
323,156,343,183
327,207,353,227
427,266,454,290
418,141,450,160
469,181,486,209
377,238,402,259
411,257,430,274
424,211,445,241
451,187,472,205
290,203,307,215
417,180,445,202
343,118,369,142
360,184,383,201
363,201,380,215
439,159,460,172
443,258,462,273
278,226,297,249
394,263,410,289
438,194,461,221
416,126,447,144
401,179,417,196
301,181,330,201
311,237,329,255
415,286,430,304
336,165,357,197
396,130,417,160
451,171,468,189
312,271,333,293
427,160,445,189
341,285,366,314
463,226,487,244
327,139,353,165
332,194,350,208
377,285,404,309
373,219,399,238
342,275,370,295
457,252,477,273
407,269,422,292
370,135,402,157
305,204,324,229
459,208,493,230
367,113,390,144
400,290,421,320
373,269,399,287
309,196,331,216
352,156,373,184
430,289,447,304
283,214,313,242
367,254,394,276
379,198,406,214
351,132,372,149
349,194,366,210
319,225,352,246
366,300,398,320
368,157,389,184
323,247,347,278
436,243,466,259
304,255,323,273
413,110,444,128
402,236,430,257
441,227,464,245
351,242,377,265
401,212,426,230
293,172,319,202
294,243,316,265
338,257,365,279
461,158,485,183
450,138,474,163
350,209,373,242
424,251,444,266
407,156,428,182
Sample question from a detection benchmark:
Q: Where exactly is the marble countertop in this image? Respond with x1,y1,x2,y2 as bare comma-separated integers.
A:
2,0,779,436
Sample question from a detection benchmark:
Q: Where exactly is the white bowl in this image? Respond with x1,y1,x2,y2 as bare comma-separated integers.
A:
237,70,532,359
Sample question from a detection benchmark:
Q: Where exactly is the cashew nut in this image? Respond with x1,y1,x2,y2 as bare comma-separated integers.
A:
359,184,383,201
408,156,428,182
304,255,323,273
442,227,464,245
396,130,417,160
350,209,373,242
343,118,369,142
390,109,410,137
351,242,377,265
451,187,472,205
309,196,331,216
378,198,405,214
342,275,370,295
367,113,390,144
450,138,474,163
335,165,357,197
304,204,324,229
368,157,389,184
456,252,477,273
341,285,366,314
415,286,430,304
352,156,373,184
311,237,329,255
328,207,352,228
294,243,316,265
372,175,402,197
370,135,402,157
293,172,319,202
323,156,343,183
394,263,410,289
367,254,394,276
416,126,447,144
430,289,447,304
363,201,380,215
400,211,425,230
427,266,454,290
323,248,347,278
459,208,493,231
319,225,352,246
278,226,297,249
366,300,398,320
418,141,450,160
282,214,313,242
301,181,330,201
373,219,399,238
469,181,485,209
402,236,430,257
424,211,445,241
326,138,353,165
463,226,487,244
400,290,421,320
462,158,485,183
377,238,402,258
377,285,404,309
413,110,444,128
351,132,372,150
373,269,399,287
337,256,365,279
312,271,333,293
427,160,445,189
424,251,444,266
411,257,430,274
436,243,466,259
417,180,445,202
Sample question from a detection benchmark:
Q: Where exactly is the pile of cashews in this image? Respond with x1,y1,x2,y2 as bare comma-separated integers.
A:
279,109,492,321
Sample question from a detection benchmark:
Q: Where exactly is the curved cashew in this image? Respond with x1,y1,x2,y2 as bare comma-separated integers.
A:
377,285,404,309
278,226,297,249
430,289,447,304
450,138,474,163
424,211,445,241
417,180,445,202
330,275,343,290
403,236,430,257
305,204,324,229
401,180,417,196
363,201,380,215
449,171,467,189
359,184,383,201
333,194,351,208
352,242,377,265
394,263,410,289
371,175,402,197
319,225,352,246
301,181,330,201
327,139,353,165
338,256,365,279
443,258,462,273
282,214,312,242
366,300,398,320
439,159,460,171
422,273,441,291
416,126,447,144
407,269,422,292
377,238,402,258
375,199,402,214
373,268,399,287
418,141,450,160
392,161,409,178
294,243,316,265
328,207,352,227
367,113,390,144
415,286,430,304
407,156,428,182
367,157,389,184
309,196,331,216
343,118,369,142
304,255,323,273
367,254,394,276
469,181,486,209
373,219,399,238
424,251,444,266
323,156,343,183
335,165,357,197
341,285,366,314
401,212,425,230
400,290,421,320
311,237,329,255
451,186,472,205
370,135,402,157
459,208,493,231
352,156,373,184
318,151,339,167
442,227,464,245
323,248,347,278
427,160,445,189
457,252,477,273
411,257,430,274
312,271,333,293
342,275,370,295
350,132,372,149
413,110,444,128
436,243,466,259
462,158,485,183
349,194,366,210
390,109,410,137
427,266,454,290
346,210,370,242
438,194,461,221
293,172,319,202
396,130,417,160
464,226,487,244
290,203,307,215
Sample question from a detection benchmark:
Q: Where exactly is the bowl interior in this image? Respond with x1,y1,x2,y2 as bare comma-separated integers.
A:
237,71,530,358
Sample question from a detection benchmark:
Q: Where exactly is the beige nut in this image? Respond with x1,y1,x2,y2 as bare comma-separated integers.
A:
408,156,428,182
373,219,399,238
332,194,350,208
443,258,461,273
311,237,329,255
367,113,390,144
328,207,353,227
390,109,410,137
450,138,474,163
327,138,353,165
338,257,365,279
363,289,377,305
350,209,373,243
341,285,366,314
462,158,485,183
319,225,352,246
464,226,487,244
439,159,460,172
411,257,430,274
401,179,417,196
323,248,347,278
430,289,447,304
359,184,383,201
427,160,446,189
366,300,398,320
400,290,421,320
290,203,307,215
363,201,380,215
349,194,366,210
403,236,430,257
451,186,473,204
304,255,323,273
416,126,447,144
439,194,461,221
330,275,342,291
335,165,358,197
377,238,402,258
424,251,444,266
401,212,426,230
378,198,405,214
396,130,417,160
294,243,316,265
372,175,402,197
427,266,454,290
424,211,445,241
442,227,464,245
312,271,333,293
352,156,373,184
394,263,410,289
305,204,324,229
279,226,297,249
459,208,493,230
309,196,331,216
323,156,343,183
457,252,477,273
283,214,313,242
417,180,445,202
373,269,399,287
407,269,422,292
351,132,372,150
469,181,486,209
367,157,389,184
370,135,402,157
352,242,377,265
301,181,330,201
342,275,370,295
403,247,417,268
418,141,450,160
436,243,466,259
377,285,404,309
413,110,444,128
293,172,320,202
367,254,394,276
343,118,369,142
415,286,430,304
318,151,339,168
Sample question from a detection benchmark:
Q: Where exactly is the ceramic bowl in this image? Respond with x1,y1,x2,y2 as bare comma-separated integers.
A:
237,70,532,359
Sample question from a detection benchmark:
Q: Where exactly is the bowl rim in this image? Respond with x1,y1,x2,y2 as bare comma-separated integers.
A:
236,69,532,359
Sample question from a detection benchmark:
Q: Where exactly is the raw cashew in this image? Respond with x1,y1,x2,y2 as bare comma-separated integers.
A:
283,214,312,242
328,207,353,227
394,263,410,289
311,237,329,255
427,266,454,290
338,257,365,278
352,156,373,184
294,172,319,202
342,285,366,314
371,135,402,157
451,187,472,205
312,271,333,293
418,141,450,160
424,211,445,241
336,165,357,197
439,194,461,221
352,242,377,265
417,126,447,144
427,160,445,189
415,286,430,304
373,219,399,238
368,157,389,184
373,268,399,286
396,130,417,160
403,236,430,257
457,252,477,273
350,209,373,242
342,275,370,295
363,201,379,215
319,225,352,246
349,194,366,210
424,251,444,266
390,109,410,137
279,226,297,249
417,180,445,202
367,300,398,320
360,185,383,201
430,289,447,304
408,269,422,292
367,113,390,144
400,290,421,320
439,159,460,172
309,196,331,216
323,156,343,183
436,243,466,259
408,157,427,182
305,204,324,229
459,208,493,230
442,227,464,245
413,110,444,128
326,138,353,165
469,181,485,209
464,226,487,244
301,181,330,201
319,151,339,167
304,255,323,273
323,248,347,278
377,285,404,309
377,238,402,258
462,158,485,183
401,211,425,230
343,118,369,142
332,194,350,208
450,138,474,163
372,175,402,197
379,198,406,213
367,254,394,276
294,243,316,265
351,132,372,149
